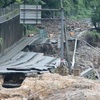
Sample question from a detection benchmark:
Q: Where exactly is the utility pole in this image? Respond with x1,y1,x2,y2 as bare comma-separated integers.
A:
23,0,26,36
64,22,71,74
60,0,71,75
60,0,64,65
56,0,68,76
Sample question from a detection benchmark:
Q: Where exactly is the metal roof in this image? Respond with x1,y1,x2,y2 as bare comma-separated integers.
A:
0,36,60,74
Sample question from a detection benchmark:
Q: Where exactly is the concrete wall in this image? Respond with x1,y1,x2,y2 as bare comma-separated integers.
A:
0,15,23,52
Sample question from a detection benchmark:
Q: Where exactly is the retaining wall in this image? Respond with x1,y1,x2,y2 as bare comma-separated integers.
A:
0,15,23,52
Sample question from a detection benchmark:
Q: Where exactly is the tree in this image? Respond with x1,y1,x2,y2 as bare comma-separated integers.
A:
0,0,44,7
91,0,100,29
1,0,16,7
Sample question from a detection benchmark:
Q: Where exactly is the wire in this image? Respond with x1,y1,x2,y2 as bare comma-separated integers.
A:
80,40,100,54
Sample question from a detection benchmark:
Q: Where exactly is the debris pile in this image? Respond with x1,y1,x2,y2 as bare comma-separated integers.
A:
75,45,100,72
65,18,91,31
0,73,100,100
41,19,91,36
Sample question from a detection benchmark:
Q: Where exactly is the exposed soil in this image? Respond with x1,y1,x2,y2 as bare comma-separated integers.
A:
0,73,100,100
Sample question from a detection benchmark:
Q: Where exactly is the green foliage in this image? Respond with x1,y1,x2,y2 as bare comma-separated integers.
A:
25,0,45,5
86,30,100,46
0,38,3,44
26,25,39,35
0,0,45,7
87,30,100,36
89,0,100,29
1,0,100,27
0,0,5,7
42,0,60,8
16,0,23,4
91,1,100,29
63,0,75,16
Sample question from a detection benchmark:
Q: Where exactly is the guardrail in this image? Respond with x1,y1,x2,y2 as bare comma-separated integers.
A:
80,68,94,77
80,68,100,79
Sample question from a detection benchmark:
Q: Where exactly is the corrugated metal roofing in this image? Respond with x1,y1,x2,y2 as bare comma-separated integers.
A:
0,36,60,74
0,36,39,64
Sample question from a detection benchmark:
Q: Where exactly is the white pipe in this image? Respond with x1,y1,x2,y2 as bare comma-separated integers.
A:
71,38,78,69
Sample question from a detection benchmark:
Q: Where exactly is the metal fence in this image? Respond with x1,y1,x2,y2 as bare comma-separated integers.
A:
0,4,19,16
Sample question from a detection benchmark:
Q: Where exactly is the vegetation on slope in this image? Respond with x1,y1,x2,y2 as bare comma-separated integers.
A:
0,0,100,30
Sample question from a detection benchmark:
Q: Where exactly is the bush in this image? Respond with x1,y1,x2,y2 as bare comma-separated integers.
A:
86,30,100,46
